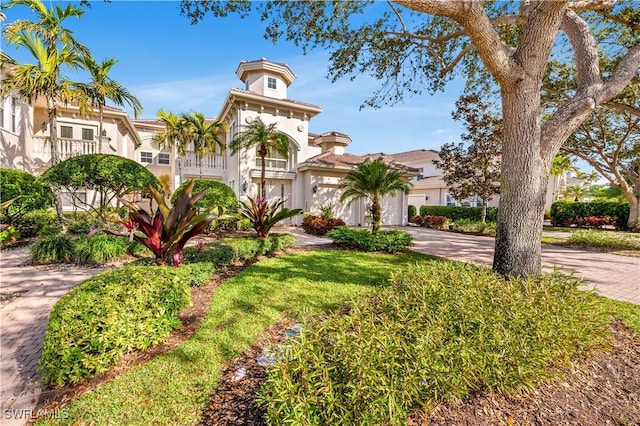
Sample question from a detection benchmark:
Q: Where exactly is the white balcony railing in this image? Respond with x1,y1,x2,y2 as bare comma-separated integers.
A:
33,136,105,161
183,151,227,171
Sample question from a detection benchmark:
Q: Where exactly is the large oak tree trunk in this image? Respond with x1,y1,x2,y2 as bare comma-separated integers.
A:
626,194,640,230
493,83,550,278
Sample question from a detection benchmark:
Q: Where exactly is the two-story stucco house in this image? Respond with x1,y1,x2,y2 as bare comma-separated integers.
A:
1,56,417,226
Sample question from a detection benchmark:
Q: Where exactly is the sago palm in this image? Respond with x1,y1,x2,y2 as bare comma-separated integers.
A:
339,157,412,233
181,111,227,178
229,117,290,199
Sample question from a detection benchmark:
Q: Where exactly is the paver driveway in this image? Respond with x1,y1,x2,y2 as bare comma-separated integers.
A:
397,226,640,305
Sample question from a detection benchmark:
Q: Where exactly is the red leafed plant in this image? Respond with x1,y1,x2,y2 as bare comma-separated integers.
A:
238,196,303,238
89,180,213,266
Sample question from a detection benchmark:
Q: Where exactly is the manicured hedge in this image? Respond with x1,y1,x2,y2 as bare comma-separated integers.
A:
13,209,59,238
327,227,413,253
550,200,629,229
39,265,193,385
407,205,417,222
419,205,498,222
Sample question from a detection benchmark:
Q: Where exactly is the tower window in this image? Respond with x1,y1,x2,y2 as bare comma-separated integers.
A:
267,77,277,90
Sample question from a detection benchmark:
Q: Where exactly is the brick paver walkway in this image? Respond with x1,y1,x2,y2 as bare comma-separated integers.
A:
1,247,105,425
0,227,637,425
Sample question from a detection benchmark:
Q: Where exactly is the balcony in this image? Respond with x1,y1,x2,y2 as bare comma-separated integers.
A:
181,151,227,177
33,136,107,162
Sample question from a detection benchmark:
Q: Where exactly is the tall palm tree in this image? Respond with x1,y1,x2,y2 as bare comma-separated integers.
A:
338,157,412,233
229,117,289,199
75,56,143,151
152,109,189,187
181,111,226,178
2,0,87,165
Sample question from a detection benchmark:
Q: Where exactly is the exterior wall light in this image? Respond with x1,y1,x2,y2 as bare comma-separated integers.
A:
312,184,318,194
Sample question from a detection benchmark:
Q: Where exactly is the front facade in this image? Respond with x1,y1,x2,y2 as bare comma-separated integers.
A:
1,57,416,226
2,56,572,223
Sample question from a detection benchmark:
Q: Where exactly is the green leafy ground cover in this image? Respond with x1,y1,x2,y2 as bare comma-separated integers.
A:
36,250,426,425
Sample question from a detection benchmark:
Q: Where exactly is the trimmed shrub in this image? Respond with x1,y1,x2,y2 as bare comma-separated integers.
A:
419,205,498,222
0,168,54,225
182,233,297,266
13,209,59,238
451,219,497,236
550,200,629,229
171,179,237,213
408,205,417,222
327,227,413,253
38,265,192,385
302,215,346,236
260,262,610,425
74,234,130,264
422,215,449,229
29,234,76,264
66,216,99,235
567,230,640,251
411,214,424,226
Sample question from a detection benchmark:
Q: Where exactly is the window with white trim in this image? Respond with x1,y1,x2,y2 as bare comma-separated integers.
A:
81,128,94,141
158,153,170,165
267,77,277,90
256,147,287,170
140,151,153,164
61,126,73,139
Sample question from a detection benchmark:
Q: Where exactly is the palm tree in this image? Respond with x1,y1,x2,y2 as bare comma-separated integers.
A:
338,157,413,233
564,184,589,202
75,56,143,151
230,117,290,199
181,111,226,178
2,0,87,165
152,110,189,187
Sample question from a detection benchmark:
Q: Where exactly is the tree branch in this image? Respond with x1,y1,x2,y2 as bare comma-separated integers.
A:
393,0,518,84
561,8,602,94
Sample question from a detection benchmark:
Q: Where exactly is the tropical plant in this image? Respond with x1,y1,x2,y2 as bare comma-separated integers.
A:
1,0,87,166
181,111,227,178
0,168,54,225
338,157,412,233
237,196,303,238
564,185,589,202
230,117,290,199
90,180,214,266
2,0,90,222
41,154,160,224
75,55,143,147
318,202,335,219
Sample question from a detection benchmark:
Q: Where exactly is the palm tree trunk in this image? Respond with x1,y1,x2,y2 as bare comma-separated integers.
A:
481,200,488,223
48,98,65,223
260,145,267,199
371,197,382,233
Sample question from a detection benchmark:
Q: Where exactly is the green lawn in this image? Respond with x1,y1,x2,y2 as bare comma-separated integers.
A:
37,250,428,426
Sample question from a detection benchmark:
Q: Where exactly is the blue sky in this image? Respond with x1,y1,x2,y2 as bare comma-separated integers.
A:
1,0,468,156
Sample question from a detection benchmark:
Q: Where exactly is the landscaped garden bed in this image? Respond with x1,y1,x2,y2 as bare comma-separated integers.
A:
32,248,639,426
